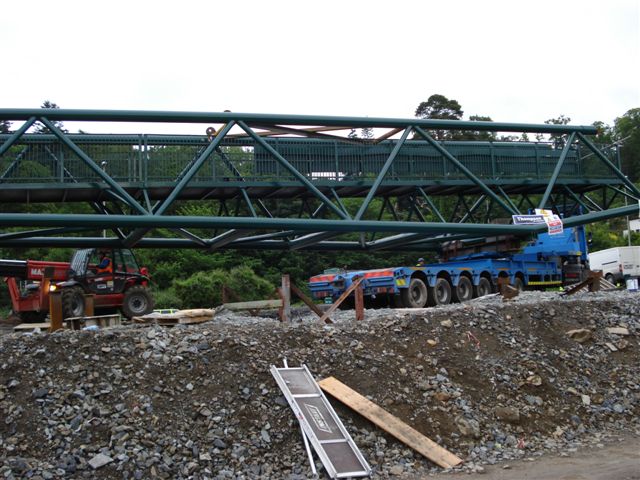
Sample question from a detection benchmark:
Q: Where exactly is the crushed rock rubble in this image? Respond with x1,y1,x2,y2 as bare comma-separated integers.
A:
0,290,639,479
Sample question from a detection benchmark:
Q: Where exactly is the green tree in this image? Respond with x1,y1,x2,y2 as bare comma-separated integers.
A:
458,115,496,141
614,108,640,181
34,100,68,134
414,94,463,140
537,114,570,147
592,120,614,145
415,94,463,120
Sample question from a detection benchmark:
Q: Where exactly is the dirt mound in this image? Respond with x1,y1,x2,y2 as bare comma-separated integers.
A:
1,291,639,479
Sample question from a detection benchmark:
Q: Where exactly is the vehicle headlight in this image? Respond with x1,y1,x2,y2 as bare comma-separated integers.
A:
49,284,57,292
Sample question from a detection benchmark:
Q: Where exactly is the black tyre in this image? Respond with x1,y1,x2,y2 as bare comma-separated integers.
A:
605,273,614,284
474,277,493,297
122,285,154,319
452,276,473,303
427,277,452,306
392,294,405,308
513,277,525,291
17,311,48,323
61,286,85,319
337,296,355,310
401,278,428,308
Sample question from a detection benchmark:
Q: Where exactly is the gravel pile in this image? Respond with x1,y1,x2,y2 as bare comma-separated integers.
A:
1,290,639,479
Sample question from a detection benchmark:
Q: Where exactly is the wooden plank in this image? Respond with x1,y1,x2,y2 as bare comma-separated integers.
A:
354,284,364,320
318,376,462,469
290,282,330,322
281,275,291,322
318,277,363,324
223,299,282,311
14,322,51,331
49,291,63,332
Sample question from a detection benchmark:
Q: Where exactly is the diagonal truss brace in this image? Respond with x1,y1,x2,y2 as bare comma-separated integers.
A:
413,126,518,215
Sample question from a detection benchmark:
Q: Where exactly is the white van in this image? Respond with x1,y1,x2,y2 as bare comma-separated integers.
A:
588,246,640,284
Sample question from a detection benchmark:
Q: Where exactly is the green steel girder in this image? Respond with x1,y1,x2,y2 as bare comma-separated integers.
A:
413,126,518,215
538,132,576,209
39,117,149,215
577,132,640,198
0,108,632,251
0,202,635,251
237,120,349,220
0,117,36,156
0,203,634,235
0,108,599,134
355,127,412,220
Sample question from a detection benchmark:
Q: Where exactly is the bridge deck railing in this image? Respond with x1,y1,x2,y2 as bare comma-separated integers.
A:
0,134,616,185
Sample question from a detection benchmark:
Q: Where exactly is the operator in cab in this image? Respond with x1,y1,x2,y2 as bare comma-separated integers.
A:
96,251,113,274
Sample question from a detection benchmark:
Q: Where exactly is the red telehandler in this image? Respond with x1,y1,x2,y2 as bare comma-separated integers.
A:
1,248,154,322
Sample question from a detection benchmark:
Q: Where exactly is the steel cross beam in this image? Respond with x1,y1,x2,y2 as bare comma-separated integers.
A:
1,201,637,252
0,203,634,238
0,108,599,134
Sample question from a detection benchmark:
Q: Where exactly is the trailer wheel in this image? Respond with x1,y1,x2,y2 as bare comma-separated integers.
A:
61,286,85,319
428,278,452,306
392,294,405,308
513,277,524,291
474,277,492,297
401,278,428,308
122,285,154,319
452,276,473,303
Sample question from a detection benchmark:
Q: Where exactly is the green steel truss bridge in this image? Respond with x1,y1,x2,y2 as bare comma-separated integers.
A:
0,108,637,251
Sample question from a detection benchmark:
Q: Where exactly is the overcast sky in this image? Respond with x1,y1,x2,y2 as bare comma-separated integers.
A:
1,0,638,134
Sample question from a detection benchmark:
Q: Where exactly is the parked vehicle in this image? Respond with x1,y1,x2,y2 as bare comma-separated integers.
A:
1,248,154,322
588,246,640,285
309,227,589,308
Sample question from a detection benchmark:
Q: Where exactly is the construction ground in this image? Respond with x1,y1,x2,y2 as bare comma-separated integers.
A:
0,289,639,479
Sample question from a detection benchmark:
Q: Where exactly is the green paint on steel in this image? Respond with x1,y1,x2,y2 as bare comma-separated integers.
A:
538,132,576,209
413,126,518,215
496,186,521,214
416,187,447,222
0,212,541,234
355,127,412,220
0,117,36,156
154,121,236,216
237,120,349,220
39,117,148,215
0,108,599,134
576,132,640,198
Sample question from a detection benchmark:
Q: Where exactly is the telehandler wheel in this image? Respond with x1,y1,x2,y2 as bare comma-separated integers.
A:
452,276,473,303
401,277,428,308
122,285,154,319
61,286,86,319
17,311,47,323
427,277,452,306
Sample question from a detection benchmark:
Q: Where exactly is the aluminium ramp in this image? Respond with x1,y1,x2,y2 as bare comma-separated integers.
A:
271,363,371,479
